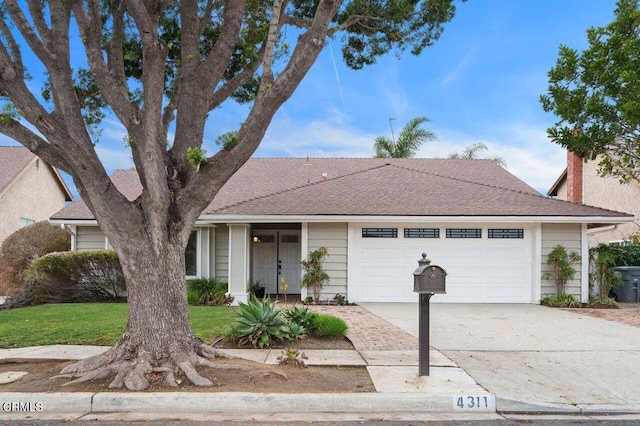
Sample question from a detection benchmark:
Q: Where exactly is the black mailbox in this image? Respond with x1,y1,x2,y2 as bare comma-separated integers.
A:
413,253,447,294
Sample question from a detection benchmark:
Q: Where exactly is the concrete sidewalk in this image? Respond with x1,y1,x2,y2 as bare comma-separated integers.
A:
361,303,640,416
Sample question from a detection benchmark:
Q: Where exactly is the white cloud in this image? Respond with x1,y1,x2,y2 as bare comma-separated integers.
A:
420,123,567,193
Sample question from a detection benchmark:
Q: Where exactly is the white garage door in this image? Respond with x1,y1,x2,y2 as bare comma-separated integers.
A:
349,223,534,303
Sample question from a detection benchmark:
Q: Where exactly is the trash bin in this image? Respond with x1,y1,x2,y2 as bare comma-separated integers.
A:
612,266,640,302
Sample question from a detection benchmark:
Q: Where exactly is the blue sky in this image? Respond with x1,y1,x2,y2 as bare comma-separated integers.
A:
0,0,620,196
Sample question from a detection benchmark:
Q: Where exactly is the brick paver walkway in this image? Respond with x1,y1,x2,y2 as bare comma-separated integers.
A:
306,304,418,351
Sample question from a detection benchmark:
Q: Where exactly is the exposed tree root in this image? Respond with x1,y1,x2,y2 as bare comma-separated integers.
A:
53,341,282,391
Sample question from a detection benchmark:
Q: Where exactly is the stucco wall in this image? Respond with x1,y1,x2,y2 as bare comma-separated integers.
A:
541,223,583,299
307,222,348,301
0,161,68,245
582,160,640,244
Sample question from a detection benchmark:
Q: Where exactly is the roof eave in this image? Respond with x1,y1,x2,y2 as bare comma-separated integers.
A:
197,214,635,225
547,168,567,196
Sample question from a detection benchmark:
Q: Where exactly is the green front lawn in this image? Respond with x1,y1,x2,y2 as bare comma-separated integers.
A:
0,303,237,349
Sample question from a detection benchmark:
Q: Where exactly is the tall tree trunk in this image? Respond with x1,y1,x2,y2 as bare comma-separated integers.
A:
56,232,232,390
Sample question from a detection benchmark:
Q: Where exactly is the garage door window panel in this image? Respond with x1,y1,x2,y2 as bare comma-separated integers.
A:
446,228,482,238
488,229,524,239
404,228,440,238
362,228,397,238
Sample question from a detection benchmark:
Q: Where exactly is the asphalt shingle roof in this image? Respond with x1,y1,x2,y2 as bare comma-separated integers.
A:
51,158,633,220
0,146,37,194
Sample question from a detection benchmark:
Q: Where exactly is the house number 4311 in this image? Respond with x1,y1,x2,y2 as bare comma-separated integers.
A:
453,395,496,411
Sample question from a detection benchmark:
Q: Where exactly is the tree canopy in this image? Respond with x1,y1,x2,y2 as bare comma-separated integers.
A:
373,116,436,158
448,142,506,167
0,0,463,390
540,0,640,183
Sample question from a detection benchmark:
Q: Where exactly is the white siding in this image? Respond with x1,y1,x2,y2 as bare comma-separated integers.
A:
76,226,106,251
215,224,229,281
541,223,583,298
307,222,348,300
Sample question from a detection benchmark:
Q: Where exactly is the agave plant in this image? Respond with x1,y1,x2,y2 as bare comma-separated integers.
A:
283,306,317,329
233,297,289,348
285,322,307,341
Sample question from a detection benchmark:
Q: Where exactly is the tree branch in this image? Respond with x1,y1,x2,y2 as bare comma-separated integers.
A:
4,0,53,64
208,44,266,109
182,0,341,211
72,0,136,129
25,0,52,50
261,0,286,87
0,120,72,172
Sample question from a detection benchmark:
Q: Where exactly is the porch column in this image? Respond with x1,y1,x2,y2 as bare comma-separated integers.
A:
228,224,251,305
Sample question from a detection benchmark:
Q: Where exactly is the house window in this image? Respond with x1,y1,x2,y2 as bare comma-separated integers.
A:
446,228,482,238
20,218,35,228
185,231,198,276
281,235,299,243
362,228,398,238
488,229,524,239
404,228,440,238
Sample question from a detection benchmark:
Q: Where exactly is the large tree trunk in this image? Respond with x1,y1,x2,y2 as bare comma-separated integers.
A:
56,234,234,390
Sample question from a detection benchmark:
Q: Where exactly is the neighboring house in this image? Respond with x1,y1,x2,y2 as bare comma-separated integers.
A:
50,158,632,304
548,151,640,245
0,146,72,246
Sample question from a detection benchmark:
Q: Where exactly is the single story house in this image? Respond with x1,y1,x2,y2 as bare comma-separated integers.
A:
0,146,72,246
548,151,640,245
50,158,633,304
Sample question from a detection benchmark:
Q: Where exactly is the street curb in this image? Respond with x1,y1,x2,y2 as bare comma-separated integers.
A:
498,397,640,415
92,392,495,413
1,391,495,418
0,392,92,413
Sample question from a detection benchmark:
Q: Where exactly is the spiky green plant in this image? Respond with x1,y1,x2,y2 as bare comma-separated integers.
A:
283,306,317,329
285,322,307,340
233,297,288,348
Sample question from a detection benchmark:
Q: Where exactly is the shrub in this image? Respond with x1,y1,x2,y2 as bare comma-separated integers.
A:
594,243,640,266
232,297,289,348
301,247,330,303
540,294,581,308
187,277,230,305
3,250,125,308
311,313,348,337
333,293,347,305
543,245,581,297
0,221,70,293
588,297,618,309
590,249,622,301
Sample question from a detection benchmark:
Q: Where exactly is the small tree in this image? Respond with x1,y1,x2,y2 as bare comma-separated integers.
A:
374,117,436,158
301,247,330,304
544,245,582,297
590,248,622,301
448,142,507,167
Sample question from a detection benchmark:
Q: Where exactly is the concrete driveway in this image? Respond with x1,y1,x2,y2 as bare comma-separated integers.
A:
360,303,640,413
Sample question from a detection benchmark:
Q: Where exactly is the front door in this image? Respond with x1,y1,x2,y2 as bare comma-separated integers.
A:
252,230,301,295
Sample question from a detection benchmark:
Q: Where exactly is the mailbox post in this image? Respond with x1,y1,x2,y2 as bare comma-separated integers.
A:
413,253,446,376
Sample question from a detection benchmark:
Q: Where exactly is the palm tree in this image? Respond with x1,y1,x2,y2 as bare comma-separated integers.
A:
374,117,436,158
448,142,507,167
